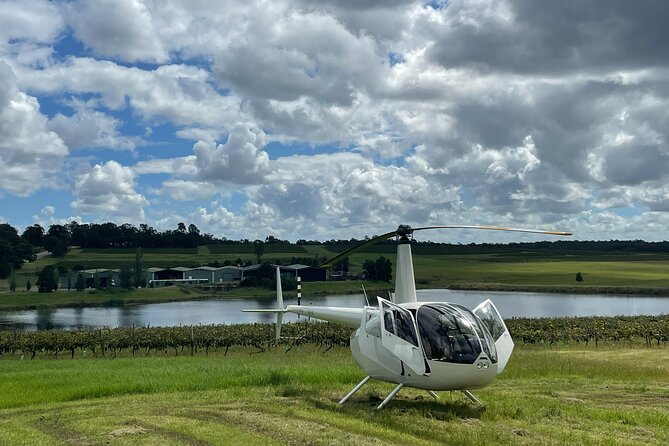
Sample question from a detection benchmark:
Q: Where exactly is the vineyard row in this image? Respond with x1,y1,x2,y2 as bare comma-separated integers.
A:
1,315,667,359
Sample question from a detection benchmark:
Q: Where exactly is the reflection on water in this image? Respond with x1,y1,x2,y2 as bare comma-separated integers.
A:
0,289,667,331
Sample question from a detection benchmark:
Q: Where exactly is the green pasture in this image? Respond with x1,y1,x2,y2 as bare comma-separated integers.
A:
341,252,669,289
0,280,391,310
0,344,667,445
2,245,669,296
0,287,199,311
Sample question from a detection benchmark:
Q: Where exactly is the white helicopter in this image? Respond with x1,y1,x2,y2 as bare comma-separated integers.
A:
245,225,571,409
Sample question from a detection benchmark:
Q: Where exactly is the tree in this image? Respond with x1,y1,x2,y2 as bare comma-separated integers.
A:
0,224,34,277
21,224,45,247
37,266,59,293
334,257,350,275
43,224,71,257
119,266,132,289
576,272,584,284
253,240,265,263
133,248,146,288
8,271,16,292
75,274,85,291
362,259,377,280
26,279,31,292
362,256,392,282
375,256,392,282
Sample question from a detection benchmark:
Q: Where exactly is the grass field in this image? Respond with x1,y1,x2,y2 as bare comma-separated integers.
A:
0,344,667,445
0,280,393,311
2,245,669,296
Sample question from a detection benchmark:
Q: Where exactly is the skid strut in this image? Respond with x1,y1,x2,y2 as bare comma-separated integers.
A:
462,390,484,406
377,383,404,410
339,376,371,405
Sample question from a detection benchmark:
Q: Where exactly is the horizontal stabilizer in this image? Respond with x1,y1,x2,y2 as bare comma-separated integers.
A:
242,309,287,313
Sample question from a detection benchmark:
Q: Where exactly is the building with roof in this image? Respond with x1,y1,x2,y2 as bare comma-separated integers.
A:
240,263,326,282
60,268,120,289
146,266,243,287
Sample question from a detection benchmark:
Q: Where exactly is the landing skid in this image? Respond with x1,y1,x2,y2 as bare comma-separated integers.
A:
338,376,370,405
339,379,483,409
462,390,484,407
338,377,404,410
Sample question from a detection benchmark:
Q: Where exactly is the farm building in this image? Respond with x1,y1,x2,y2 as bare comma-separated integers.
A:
280,264,326,281
183,266,242,283
146,266,243,287
60,269,120,289
240,264,326,282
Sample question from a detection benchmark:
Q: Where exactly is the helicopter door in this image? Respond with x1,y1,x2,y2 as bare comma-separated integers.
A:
473,299,514,373
378,297,427,375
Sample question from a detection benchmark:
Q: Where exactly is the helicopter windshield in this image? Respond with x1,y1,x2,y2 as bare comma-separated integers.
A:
417,304,495,364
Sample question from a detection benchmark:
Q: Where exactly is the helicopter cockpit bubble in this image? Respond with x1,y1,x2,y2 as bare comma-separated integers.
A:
416,303,497,365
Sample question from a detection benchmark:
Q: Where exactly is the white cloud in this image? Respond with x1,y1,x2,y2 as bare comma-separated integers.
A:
193,124,270,184
71,160,148,220
0,62,68,196
3,0,669,241
132,156,197,176
0,0,63,44
19,58,243,128
63,0,168,63
161,180,217,201
48,107,139,150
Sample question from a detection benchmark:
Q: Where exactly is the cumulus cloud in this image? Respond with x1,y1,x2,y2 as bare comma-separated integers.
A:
62,0,167,63
4,0,669,241
48,107,139,150
19,58,243,128
426,0,669,75
193,124,270,184
0,0,63,44
71,160,148,220
0,62,68,196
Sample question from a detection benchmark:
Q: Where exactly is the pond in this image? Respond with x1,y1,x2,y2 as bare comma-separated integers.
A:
0,289,667,331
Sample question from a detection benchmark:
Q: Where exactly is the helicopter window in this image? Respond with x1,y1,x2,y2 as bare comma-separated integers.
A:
381,304,419,347
449,304,497,363
475,302,506,341
416,304,482,364
365,313,381,337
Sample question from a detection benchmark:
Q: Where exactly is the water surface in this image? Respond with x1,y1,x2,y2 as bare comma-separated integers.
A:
0,289,667,331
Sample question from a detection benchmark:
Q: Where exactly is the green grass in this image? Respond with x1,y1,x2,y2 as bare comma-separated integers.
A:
0,281,392,310
0,287,196,310
207,244,308,254
4,245,669,295
0,344,667,445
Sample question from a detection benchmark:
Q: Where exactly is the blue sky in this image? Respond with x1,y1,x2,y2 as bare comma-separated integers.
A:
1,0,669,242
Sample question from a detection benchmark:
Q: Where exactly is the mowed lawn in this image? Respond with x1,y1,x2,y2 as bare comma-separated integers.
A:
0,345,667,445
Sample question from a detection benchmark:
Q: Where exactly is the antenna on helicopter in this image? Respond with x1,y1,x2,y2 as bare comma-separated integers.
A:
361,284,370,306
274,266,284,342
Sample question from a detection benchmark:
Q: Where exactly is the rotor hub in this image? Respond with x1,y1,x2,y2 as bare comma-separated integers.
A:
396,225,413,237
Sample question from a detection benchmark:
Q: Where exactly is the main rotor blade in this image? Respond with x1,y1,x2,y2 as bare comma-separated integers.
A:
320,230,397,268
412,225,572,237
319,224,572,268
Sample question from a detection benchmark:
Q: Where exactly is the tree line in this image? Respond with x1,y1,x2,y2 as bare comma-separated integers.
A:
4,219,669,280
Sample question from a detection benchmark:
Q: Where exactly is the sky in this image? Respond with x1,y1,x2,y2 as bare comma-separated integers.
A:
1,0,669,243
